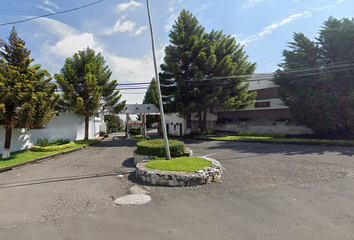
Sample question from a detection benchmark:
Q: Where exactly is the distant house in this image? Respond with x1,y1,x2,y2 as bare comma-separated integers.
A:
165,74,312,135
129,121,143,128
217,74,291,123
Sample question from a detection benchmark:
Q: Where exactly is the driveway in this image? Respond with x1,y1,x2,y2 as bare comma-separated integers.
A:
1,134,354,239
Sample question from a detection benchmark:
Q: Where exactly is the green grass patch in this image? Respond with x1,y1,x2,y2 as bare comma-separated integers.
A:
199,135,354,146
145,157,211,172
238,132,286,138
0,139,100,168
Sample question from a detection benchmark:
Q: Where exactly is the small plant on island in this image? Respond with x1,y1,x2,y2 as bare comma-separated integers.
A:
137,139,185,158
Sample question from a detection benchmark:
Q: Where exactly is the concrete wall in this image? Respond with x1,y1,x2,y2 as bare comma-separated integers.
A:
215,122,313,135
0,111,103,154
164,113,187,136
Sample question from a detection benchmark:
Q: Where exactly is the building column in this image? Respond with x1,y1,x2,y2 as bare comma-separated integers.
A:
126,113,130,138
142,113,147,138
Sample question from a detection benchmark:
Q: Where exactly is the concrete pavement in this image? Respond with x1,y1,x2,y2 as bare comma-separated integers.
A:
1,134,354,239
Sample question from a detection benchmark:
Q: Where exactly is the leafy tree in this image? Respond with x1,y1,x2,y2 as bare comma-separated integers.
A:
160,9,257,131
104,115,121,132
55,47,125,140
0,27,59,159
274,17,354,133
138,78,161,127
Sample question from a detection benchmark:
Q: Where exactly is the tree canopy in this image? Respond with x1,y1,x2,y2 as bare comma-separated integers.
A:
274,17,354,133
0,27,59,159
55,47,125,140
160,9,257,131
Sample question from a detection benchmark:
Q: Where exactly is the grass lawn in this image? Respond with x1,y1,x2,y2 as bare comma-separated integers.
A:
145,157,211,172
0,139,100,168
199,135,354,146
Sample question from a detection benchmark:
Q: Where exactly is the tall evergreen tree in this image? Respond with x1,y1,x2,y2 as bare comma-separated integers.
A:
140,78,160,127
160,9,257,131
55,47,125,140
274,17,354,133
0,27,59,159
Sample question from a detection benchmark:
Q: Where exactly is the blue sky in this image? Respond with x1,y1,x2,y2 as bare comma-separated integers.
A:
0,0,353,105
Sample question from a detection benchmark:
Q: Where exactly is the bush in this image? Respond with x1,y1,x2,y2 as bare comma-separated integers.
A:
104,115,121,129
201,130,214,137
36,138,50,147
31,141,75,152
51,138,70,145
129,127,141,136
137,139,185,158
238,132,286,138
99,131,105,136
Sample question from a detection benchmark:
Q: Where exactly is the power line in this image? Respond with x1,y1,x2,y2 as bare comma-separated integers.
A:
0,0,104,27
2,62,354,93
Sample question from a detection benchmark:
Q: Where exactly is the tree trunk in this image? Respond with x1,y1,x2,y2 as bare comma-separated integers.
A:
84,115,89,140
198,111,202,134
202,110,208,133
3,112,14,159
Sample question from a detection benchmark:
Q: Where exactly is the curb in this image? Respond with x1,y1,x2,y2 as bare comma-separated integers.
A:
0,139,103,173
172,135,354,148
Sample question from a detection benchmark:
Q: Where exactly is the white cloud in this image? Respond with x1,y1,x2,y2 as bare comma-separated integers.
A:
103,16,147,36
36,0,59,13
32,17,160,104
239,11,311,45
106,46,164,83
46,33,103,57
115,0,142,13
165,13,177,32
44,1,58,9
33,18,103,74
194,2,212,15
242,0,266,8
133,26,148,36
167,0,184,13
36,5,55,13
34,17,80,38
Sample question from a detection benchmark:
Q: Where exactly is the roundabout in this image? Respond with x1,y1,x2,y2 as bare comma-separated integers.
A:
135,156,223,187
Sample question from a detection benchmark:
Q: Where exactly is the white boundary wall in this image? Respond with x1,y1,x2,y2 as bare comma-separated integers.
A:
0,112,104,155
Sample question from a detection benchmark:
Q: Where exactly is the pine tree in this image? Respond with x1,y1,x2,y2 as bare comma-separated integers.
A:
0,27,59,159
160,10,257,132
274,17,354,133
55,47,125,140
141,78,160,127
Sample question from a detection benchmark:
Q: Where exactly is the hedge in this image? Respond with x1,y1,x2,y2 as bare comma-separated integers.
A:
238,132,287,138
31,141,75,152
137,139,185,158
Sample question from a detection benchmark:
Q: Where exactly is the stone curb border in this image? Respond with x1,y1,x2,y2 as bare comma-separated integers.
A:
0,139,102,173
135,156,223,187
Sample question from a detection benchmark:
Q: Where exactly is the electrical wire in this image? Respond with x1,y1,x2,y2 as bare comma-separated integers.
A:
0,0,104,27
1,61,354,93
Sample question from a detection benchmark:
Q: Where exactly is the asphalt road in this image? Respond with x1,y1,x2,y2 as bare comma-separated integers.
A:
1,133,354,240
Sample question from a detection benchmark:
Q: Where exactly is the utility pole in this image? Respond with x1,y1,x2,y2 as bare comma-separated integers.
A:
146,0,171,159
